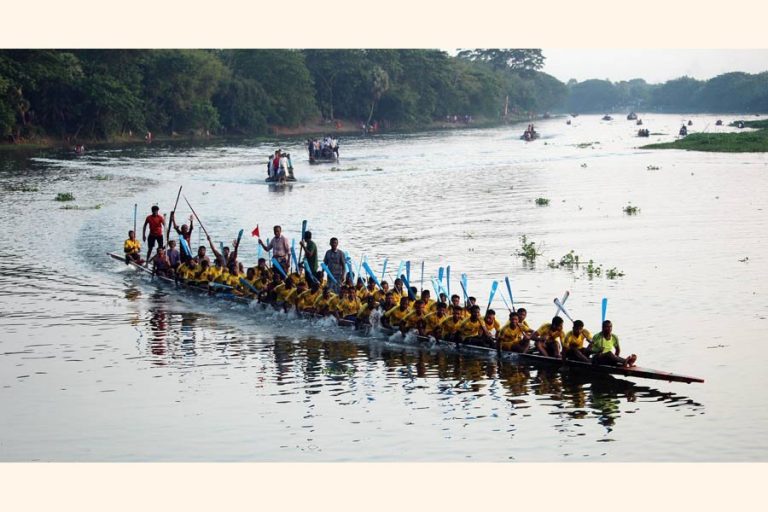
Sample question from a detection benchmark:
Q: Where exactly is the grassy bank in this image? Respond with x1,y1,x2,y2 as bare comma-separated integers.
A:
642,123,768,153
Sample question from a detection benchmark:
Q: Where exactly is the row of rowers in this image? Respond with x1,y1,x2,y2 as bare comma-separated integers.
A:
123,224,636,368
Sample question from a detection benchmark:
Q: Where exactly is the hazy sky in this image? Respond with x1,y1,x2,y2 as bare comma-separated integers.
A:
542,49,768,84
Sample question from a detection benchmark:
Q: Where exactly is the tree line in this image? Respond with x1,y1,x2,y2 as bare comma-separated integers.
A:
0,49,565,142
565,72,768,113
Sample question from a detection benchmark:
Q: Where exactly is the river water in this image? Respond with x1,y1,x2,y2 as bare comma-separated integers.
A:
1,114,766,461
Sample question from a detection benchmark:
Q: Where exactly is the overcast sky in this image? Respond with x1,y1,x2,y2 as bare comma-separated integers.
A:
542,49,768,84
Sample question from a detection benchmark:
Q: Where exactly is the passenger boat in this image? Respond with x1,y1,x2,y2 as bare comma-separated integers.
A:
715,120,723,126
265,175,296,183
107,252,704,384
520,131,539,141
308,147,339,164
601,115,613,121
679,125,688,136
627,112,638,120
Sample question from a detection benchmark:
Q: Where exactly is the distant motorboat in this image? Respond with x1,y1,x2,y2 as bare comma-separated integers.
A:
627,112,638,120
679,125,688,136
715,120,723,126
636,119,643,126
637,129,650,137
687,120,693,126
602,115,613,121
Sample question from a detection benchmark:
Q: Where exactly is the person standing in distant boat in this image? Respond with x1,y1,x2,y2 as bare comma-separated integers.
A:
170,212,194,247
142,205,166,263
590,320,637,367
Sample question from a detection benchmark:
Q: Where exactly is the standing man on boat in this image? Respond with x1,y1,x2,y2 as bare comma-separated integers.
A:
590,320,637,367
142,205,166,263
170,212,194,247
323,237,346,292
299,230,318,277
258,225,290,274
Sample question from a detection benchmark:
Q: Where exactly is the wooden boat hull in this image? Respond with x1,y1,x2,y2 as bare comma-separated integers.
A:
107,252,704,384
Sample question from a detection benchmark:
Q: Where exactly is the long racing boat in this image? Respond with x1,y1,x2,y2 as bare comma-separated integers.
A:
107,252,704,384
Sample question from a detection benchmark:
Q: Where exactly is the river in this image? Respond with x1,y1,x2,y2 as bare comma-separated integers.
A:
1,113,766,461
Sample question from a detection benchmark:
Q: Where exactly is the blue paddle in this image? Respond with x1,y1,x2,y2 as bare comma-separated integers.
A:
554,290,570,316
400,274,417,300
395,261,405,283
290,243,299,273
446,265,451,297
438,266,444,284
460,273,468,303
258,242,263,260
303,260,319,284
180,237,192,258
431,278,441,302
504,276,515,312
601,297,608,324
405,261,411,283
356,254,365,284
362,261,382,289
380,258,388,283
486,280,499,313
500,294,513,313
321,262,338,285
343,251,354,282
298,219,308,264
420,261,424,293
239,277,259,294
271,257,288,278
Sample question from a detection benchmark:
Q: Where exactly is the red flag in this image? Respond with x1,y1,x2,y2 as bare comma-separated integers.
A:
251,225,260,237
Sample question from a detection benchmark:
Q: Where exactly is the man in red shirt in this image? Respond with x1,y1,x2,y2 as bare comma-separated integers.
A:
142,205,166,263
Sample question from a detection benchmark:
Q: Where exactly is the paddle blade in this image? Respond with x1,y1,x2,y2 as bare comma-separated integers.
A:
380,258,388,282
180,237,192,258
290,245,299,271
271,257,288,278
258,243,263,260
362,261,381,289
236,229,244,245
438,266,444,283
301,220,307,239
321,262,338,284
446,265,451,296
303,260,318,284
430,278,441,302
487,280,498,311
554,298,574,322
601,297,608,324
555,290,570,316
405,261,411,283
239,277,259,294
395,261,404,282
460,273,468,301
504,276,515,309
400,274,416,300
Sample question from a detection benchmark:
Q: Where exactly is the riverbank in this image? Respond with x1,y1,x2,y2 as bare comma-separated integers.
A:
642,120,768,152
1,115,530,152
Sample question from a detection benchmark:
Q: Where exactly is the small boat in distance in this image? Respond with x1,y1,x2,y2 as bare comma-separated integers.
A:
715,120,723,126
679,125,688,136
627,112,638,120
308,136,339,164
602,115,613,121
636,119,643,126
637,128,650,137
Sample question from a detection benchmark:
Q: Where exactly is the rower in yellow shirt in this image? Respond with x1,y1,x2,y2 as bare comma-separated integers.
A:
336,286,361,321
314,287,339,316
562,320,593,362
400,299,428,335
456,305,494,347
424,302,450,339
439,306,465,342
483,309,501,337
383,296,411,329
297,283,321,313
497,311,531,353
123,230,144,265
532,316,566,358
517,307,533,333
373,281,391,304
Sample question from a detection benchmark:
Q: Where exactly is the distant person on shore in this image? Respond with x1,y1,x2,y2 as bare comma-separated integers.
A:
142,205,166,263
145,131,153,143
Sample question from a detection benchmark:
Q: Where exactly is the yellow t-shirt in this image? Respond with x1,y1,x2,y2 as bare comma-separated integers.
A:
424,312,448,334
337,298,360,317
536,323,564,345
124,238,141,255
563,329,592,350
357,303,376,321
440,316,463,337
314,294,338,312
297,290,319,310
498,324,526,351
401,311,427,331
484,318,501,333
457,317,484,340
384,305,411,325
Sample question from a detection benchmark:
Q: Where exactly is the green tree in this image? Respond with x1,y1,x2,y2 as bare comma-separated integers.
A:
457,49,545,72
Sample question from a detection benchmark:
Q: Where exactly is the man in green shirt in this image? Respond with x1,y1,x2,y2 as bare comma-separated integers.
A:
591,320,637,367
299,230,319,278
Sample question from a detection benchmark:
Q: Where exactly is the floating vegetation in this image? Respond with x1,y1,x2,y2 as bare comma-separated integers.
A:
91,174,112,181
738,256,749,263
60,204,103,210
585,260,602,277
517,235,542,262
576,141,600,149
623,203,640,215
548,250,624,279
535,197,550,206
3,183,38,192
647,165,660,171
55,192,75,202
580,163,588,168
330,166,359,172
